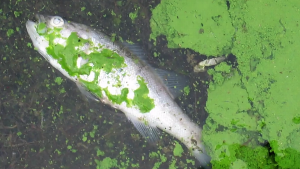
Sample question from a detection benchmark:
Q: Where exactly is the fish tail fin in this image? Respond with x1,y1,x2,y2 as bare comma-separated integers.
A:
192,143,212,169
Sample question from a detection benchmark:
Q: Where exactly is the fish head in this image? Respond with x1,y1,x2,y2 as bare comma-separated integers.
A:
26,14,99,81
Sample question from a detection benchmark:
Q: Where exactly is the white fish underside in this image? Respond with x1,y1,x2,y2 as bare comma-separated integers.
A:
25,14,211,168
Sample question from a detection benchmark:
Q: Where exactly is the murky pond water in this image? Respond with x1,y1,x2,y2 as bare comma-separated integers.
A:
1,0,300,169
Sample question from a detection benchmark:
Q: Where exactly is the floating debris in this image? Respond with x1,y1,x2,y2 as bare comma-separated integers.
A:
194,56,226,72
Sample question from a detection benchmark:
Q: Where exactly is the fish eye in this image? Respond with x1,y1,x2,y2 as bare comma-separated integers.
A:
50,16,64,27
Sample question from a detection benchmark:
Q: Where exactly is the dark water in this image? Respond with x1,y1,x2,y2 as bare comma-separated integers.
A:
0,0,210,169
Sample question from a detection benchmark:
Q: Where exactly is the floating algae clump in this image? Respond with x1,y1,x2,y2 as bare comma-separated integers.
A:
204,0,300,168
151,0,300,168
150,0,235,56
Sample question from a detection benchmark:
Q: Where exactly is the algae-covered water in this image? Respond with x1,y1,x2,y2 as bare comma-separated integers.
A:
0,0,299,169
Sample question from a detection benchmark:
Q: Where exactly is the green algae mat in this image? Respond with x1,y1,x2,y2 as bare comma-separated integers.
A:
151,0,300,168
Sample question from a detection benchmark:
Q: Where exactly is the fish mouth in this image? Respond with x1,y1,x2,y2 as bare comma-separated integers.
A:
25,14,47,41
26,19,38,42
26,14,45,25
25,14,47,30
35,14,47,23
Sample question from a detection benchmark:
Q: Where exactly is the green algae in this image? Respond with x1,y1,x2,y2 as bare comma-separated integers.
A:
95,157,118,169
230,159,248,169
183,86,190,96
103,77,155,113
80,75,103,98
150,0,235,56
173,141,184,157
37,22,46,34
104,88,129,105
205,71,257,131
46,32,92,76
54,77,63,85
151,0,300,168
96,148,105,156
132,77,155,113
6,28,14,37
214,62,232,74
88,49,126,73
228,1,300,168
208,142,276,169
149,151,167,169
129,9,139,23
292,116,300,124
46,29,125,77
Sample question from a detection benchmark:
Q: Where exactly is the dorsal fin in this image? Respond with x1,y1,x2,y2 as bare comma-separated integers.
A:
153,68,189,99
122,41,148,61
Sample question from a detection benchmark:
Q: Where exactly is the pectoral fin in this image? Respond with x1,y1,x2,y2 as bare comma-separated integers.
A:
125,113,160,144
76,81,100,102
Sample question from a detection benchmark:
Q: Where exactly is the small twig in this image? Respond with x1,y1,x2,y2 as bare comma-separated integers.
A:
0,124,17,129
4,142,35,148
194,91,197,115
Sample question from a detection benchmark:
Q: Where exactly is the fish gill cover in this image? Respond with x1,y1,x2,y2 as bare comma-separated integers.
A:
150,0,300,168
